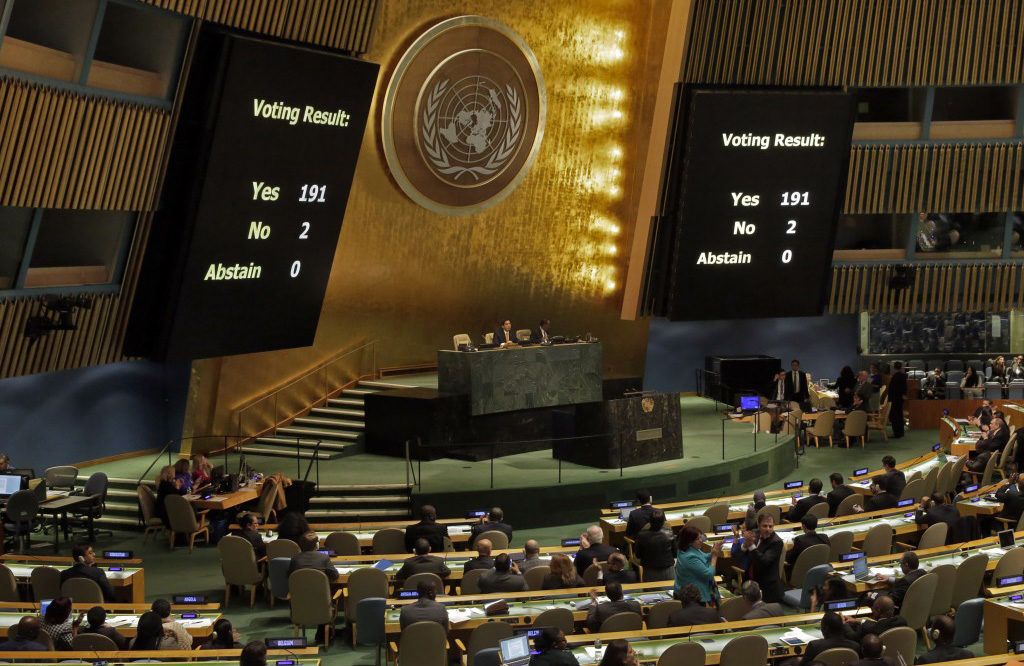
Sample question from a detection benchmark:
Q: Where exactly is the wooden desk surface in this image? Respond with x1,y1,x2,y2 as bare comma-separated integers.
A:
186,484,261,511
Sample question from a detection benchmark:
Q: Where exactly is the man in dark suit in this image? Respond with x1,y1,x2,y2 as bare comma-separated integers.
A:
234,513,267,558
463,539,495,573
984,473,1024,535
827,472,854,517
800,612,860,666
881,456,906,497
531,319,552,343
399,580,449,630
494,319,516,346
479,554,528,593
786,478,827,522
625,490,656,538
395,538,451,583
635,510,676,581
888,361,907,438
863,476,898,512
404,505,448,553
850,634,897,666
916,615,973,664
574,525,618,577
786,514,830,567
603,553,638,585
78,606,129,649
288,532,339,581
878,551,925,609
61,543,115,601
785,359,810,404
915,493,960,531
978,417,1010,454
469,507,513,547
842,595,907,641
668,584,721,626
0,617,48,651
740,581,784,619
584,581,641,632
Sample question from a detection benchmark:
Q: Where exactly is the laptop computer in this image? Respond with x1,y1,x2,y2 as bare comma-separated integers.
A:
739,395,760,414
999,530,1016,549
0,474,22,498
851,556,873,582
499,635,532,666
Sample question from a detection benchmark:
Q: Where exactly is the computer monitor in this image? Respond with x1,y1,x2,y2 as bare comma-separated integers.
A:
499,635,531,666
851,557,869,579
1000,530,1016,549
740,395,760,411
0,474,22,497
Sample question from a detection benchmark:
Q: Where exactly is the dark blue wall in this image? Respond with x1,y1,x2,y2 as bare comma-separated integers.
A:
0,360,190,473
644,314,861,393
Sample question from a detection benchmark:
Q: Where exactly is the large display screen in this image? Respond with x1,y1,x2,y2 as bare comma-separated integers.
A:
127,31,378,360
663,88,855,320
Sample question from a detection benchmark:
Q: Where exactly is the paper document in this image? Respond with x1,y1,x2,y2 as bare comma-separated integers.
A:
783,628,817,643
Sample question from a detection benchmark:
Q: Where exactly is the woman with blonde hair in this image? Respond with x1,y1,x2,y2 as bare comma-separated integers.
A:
191,453,212,487
542,553,585,589
155,465,183,527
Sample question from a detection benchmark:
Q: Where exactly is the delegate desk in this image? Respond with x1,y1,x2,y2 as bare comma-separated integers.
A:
185,483,262,511
258,517,478,550
984,586,1024,654
848,450,952,495
0,606,220,641
0,554,145,603
0,653,319,664
438,342,603,415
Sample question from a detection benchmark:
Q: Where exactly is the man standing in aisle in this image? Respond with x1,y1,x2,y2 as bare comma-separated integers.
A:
888,362,907,438
785,359,809,404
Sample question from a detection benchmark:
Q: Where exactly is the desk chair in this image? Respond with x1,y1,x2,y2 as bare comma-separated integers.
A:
61,577,104,603
718,596,752,621
861,524,893,557
645,600,681,629
898,477,925,502
72,633,119,650
165,493,209,553
524,565,549,591
218,534,265,607
826,531,855,560
814,647,859,666
137,485,164,543
598,612,642,633
402,572,443,592
842,411,867,448
267,539,300,560
474,530,509,550
460,621,512,666
289,568,338,647
532,607,574,634
372,528,405,554
325,531,361,556
452,334,471,351
355,597,387,666
31,565,61,601
472,647,501,666
950,554,988,608
3,489,39,553
897,573,938,647
268,557,292,608
703,503,729,525
927,564,956,616
344,567,388,645
71,472,111,540
44,466,78,492
395,621,447,666
952,598,984,647
460,568,484,594
515,329,532,342
0,565,18,602
806,502,829,520
656,642,705,666
834,493,863,516
783,547,829,608
880,626,917,664
719,634,768,666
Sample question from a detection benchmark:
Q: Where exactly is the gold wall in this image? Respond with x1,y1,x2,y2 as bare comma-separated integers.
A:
188,0,669,435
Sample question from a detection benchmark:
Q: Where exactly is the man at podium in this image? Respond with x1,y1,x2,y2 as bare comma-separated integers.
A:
494,319,516,347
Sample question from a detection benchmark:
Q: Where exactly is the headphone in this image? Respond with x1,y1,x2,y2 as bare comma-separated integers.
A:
926,616,941,640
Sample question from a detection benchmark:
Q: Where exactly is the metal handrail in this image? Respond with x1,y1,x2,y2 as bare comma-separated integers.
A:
235,339,380,439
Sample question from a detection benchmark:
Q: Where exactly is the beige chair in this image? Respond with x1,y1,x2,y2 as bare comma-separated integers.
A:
897,573,938,638
372,528,406,554
935,463,953,501
807,411,835,448
807,502,829,520
0,565,18,602
344,567,388,637
218,534,265,607
395,620,447,666
137,485,164,543
30,565,61,601
827,531,855,561
754,411,774,434
403,572,444,592
787,544,829,589
921,467,939,497
164,493,209,553
483,333,494,345
899,477,926,502
861,524,893,557
463,621,512,666
950,456,968,489
324,531,361,556
599,611,642,633
61,577,104,603
917,522,948,550
928,564,957,616
583,562,609,586
267,538,300,560
524,566,549,591
880,626,917,664
685,515,712,533
966,451,999,486
254,478,279,524
995,512,1024,532
951,553,989,607
835,495,863,517
703,503,729,525
533,607,574,634
515,328,532,342
868,402,891,442
814,647,859,666
475,530,509,550
656,642,706,666
453,333,471,350
461,568,485,594
993,547,1024,582
719,634,768,666
646,600,681,629
289,568,337,646
842,410,868,448
72,633,119,650
755,505,781,525
719,596,752,621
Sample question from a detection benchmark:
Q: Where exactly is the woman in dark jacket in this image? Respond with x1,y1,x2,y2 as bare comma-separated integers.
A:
154,465,184,528
541,553,585,589
833,366,857,409
529,627,579,666
741,513,784,603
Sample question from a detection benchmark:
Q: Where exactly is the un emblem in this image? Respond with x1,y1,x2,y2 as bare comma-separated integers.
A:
381,16,546,216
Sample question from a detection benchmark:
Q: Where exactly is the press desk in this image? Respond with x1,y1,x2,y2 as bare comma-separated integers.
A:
0,554,145,603
848,451,950,495
260,519,477,549
0,609,220,639
185,483,262,511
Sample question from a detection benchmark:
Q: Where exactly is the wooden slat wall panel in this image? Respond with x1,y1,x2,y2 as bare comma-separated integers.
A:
685,0,1024,86
141,0,380,55
827,263,1024,313
843,142,1024,214
0,78,170,211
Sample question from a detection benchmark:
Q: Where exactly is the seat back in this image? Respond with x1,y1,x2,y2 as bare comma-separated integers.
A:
899,477,925,501
946,360,964,373
83,473,108,513
266,539,300,560
598,611,642,633
985,382,1003,399
473,648,501,666
324,531,361,556
398,621,448,666
880,626,917,665
30,566,62,601
0,565,18,602
719,634,768,666
813,648,860,666
524,566,549,591
466,621,514,666
685,515,712,534
702,503,729,524
952,597,984,647
515,329,532,342
532,608,574,634
792,564,833,610
718,596,752,621
835,494,862,517
137,485,158,523
583,562,608,586
951,553,989,607
842,410,868,437
475,530,509,550
656,642,706,666
345,567,389,620
255,479,279,522
944,382,961,399
355,597,386,647
809,411,835,436
461,568,485,594
993,547,1024,582
897,572,938,629
921,466,939,497
218,534,262,585
5,489,39,524
288,568,333,627
1010,381,1024,400
827,531,855,560
788,544,829,589
72,633,118,650
453,334,471,351
61,577,103,603
935,464,952,500
928,564,956,616
754,505,781,525
44,465,78,491
403,572,444,592
861,524,893,557
918,522,948,550
645,600,681,629
268,557,292,601
165,494,198,533
372,528,406,554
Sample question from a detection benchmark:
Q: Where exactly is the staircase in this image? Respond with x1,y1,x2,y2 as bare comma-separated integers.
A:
76,474,151,530
306,483,414,522
244,379,410,460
